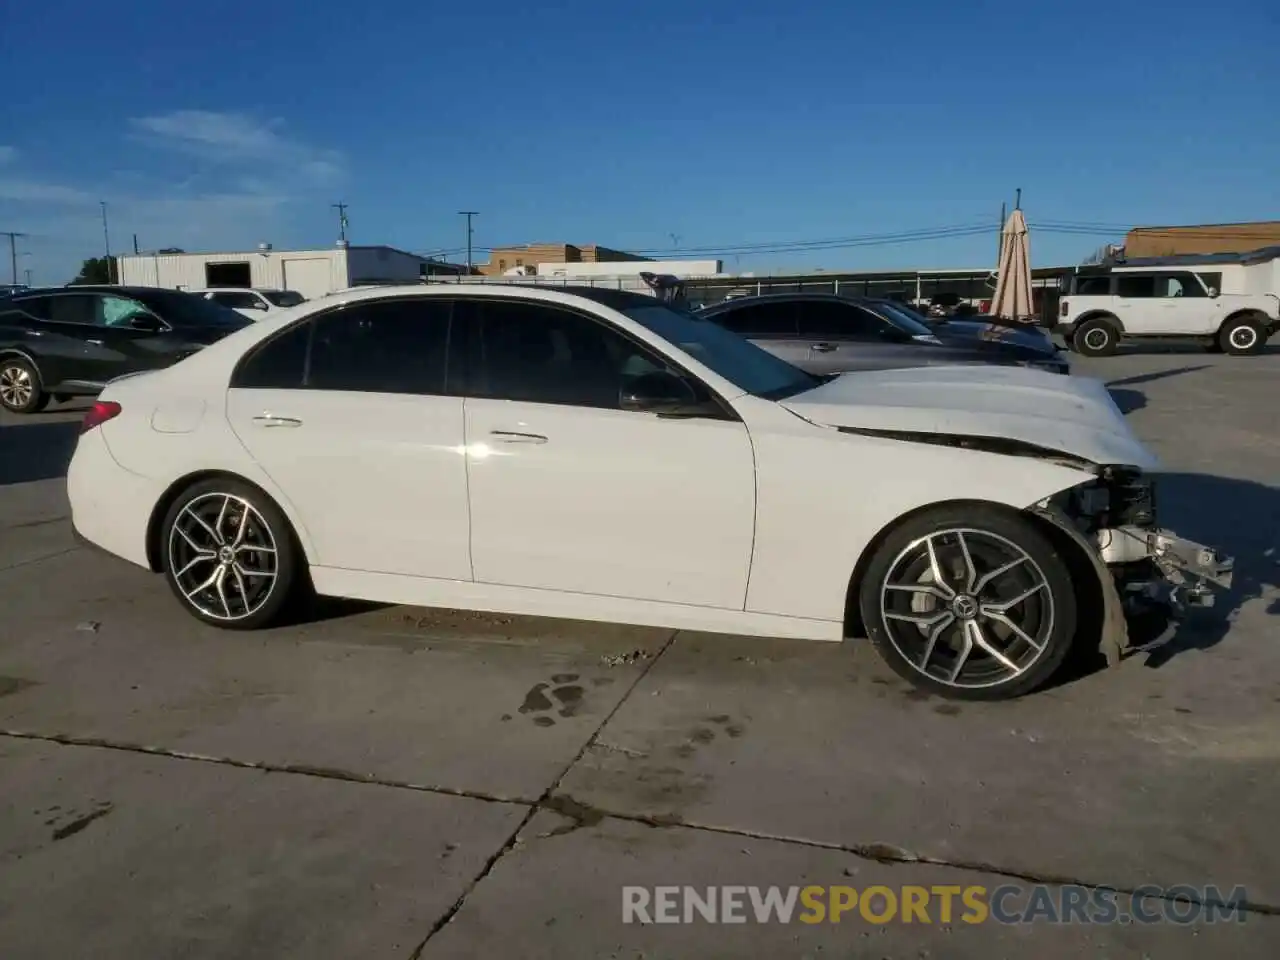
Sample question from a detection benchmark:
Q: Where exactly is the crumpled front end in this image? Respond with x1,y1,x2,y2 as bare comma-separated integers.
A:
1035,466,1234,662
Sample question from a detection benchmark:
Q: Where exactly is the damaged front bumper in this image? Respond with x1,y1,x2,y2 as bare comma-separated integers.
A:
1096,526,1235,610
1033,504,1235,664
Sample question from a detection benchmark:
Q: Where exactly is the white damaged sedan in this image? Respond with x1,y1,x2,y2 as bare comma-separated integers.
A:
67,285,1233,700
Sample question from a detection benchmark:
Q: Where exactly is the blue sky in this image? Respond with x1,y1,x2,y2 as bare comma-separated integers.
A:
2,0,1277,284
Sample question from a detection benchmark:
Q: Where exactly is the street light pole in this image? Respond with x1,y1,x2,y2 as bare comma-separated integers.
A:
458,211,478,273
100,201,113,283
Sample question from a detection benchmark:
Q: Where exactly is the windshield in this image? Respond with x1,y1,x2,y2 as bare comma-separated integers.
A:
263,290,305,308
623,303,820,400
138,290,254,330
867,301,935,335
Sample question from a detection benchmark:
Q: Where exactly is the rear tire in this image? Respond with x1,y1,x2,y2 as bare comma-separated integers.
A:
857,505,1079,701
1218,315,1267,356
0,357,50,414
1072,317,1120,357
160,477,308,630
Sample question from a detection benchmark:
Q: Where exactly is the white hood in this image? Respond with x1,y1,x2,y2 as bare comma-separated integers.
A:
780,365,1161,470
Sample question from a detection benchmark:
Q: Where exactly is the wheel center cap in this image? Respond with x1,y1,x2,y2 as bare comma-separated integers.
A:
952,594,979,619
218,546,235,564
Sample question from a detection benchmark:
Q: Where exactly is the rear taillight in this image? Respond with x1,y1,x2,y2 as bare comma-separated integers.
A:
1060,299,1069,317
80,400,122,434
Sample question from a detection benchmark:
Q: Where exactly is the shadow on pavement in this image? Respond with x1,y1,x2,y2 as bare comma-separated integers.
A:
1108,364,1213,388
0,420,81,486
1140,471,1280,667
1108,387,1146,415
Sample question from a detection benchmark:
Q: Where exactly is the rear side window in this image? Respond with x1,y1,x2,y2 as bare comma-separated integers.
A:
46,294,97,325
1074,276,1112,296
1115,275,1157,298
232,297,455,395
711,302,799,337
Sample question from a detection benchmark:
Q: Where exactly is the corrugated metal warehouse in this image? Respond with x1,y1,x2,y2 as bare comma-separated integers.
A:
116,245,428,300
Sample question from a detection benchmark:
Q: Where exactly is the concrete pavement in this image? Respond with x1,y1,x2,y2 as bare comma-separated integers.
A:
1,350,1277,957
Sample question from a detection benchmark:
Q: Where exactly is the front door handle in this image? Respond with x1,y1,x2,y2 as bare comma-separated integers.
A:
490,430,548,444
252,415,303,428
86,338,105,346
811,342,837,353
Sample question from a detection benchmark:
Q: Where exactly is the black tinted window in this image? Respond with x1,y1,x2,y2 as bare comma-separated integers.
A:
212,291,263,309
1158,273,1206,298
1075,276,1112,295
233,297,454,393
469,300,679,409
234,321,312,388
714,302,798,337
1116,275,1157,298
47,294,96,325
797,300,890,338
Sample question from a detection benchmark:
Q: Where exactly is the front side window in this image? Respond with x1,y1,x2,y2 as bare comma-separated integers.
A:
468,300,681,409
622,303,819,401
212,291,265,310
1158,273,1206,298
97,295,158,327
1115,274,1157,298
712,302,799,337
798,300,894,339
135,290,252,330
233,297,453,394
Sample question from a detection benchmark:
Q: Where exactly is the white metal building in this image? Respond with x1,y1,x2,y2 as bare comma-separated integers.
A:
116,244,428,300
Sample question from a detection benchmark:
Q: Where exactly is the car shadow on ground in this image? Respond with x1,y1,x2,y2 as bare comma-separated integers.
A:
0,420,81,486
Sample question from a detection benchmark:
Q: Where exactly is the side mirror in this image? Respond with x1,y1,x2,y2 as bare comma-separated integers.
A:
127,314,162,332
620,370,698,413
1207,287,1219,297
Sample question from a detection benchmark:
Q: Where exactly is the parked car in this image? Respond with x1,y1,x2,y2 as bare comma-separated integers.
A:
67,284,1231,700
193,288,306,319
694,293,1069,374
1059,268,1279,356
0,285,251,413
873,299,1064,357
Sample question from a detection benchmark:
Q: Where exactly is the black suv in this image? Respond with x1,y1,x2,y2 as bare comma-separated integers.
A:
0,285,252,413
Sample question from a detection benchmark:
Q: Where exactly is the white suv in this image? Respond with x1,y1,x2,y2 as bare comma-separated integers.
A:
1058,268,1278,356
196,288,306,319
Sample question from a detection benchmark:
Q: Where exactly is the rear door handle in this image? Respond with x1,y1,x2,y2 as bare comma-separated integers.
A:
490,430,547,444
252,415,303,428
811,342,837,353
86,339,104,346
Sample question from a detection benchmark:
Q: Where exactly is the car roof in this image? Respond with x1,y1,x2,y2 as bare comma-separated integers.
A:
268,282,668,315
699,292,878,310
10,285,204,298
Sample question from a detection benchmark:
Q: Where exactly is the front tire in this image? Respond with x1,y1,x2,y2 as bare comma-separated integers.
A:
858,505,1079,701
1072,318,1120,357
0,357,50,413
161,478,306,629
1218,314,1267,356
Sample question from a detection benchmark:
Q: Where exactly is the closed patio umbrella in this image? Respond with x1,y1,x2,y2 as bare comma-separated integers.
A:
990,208,1034,323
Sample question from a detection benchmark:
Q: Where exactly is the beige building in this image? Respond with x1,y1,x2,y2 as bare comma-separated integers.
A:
480,242,648,276
1124,221,1280,258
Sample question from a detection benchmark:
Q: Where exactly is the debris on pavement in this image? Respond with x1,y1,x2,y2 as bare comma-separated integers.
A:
74,621,101,633
599,649,652,667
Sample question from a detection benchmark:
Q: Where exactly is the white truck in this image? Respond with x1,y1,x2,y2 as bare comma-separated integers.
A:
191,288,306,319
1058,266,1279,356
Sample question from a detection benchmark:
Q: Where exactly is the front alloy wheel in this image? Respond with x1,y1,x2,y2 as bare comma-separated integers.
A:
859,507,1078,700
162,480,304,629
0,359,50,414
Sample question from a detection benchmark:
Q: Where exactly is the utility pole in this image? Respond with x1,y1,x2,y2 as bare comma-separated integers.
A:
331,202,349,244
458,211,478,273
24,267,32,287
997,200,1007,259
1,231,26,286
100,201,113,283
133,233,140,254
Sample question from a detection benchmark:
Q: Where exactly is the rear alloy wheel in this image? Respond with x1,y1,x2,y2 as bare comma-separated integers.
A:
1218,315,1266,356
859,506,1078,700
161,479,305,629
0,358,50,414
1072,318,1119,357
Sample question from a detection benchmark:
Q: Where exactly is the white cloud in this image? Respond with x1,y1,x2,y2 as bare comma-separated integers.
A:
0,178,93,204
130,110,345,186
0,146,16,165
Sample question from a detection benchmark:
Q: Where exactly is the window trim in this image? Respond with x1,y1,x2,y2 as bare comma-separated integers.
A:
455,295,741,422
228,295,461,396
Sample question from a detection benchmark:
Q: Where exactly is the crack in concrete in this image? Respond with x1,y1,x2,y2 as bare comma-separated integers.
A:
6,692,1279,923
0,546,78,574
407,628,682,959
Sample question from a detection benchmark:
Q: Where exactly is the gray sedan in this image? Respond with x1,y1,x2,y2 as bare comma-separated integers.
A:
695,293,1069,375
